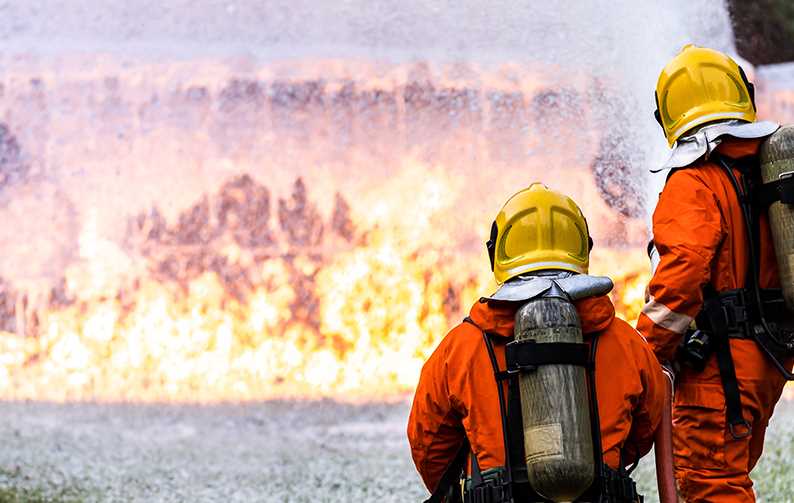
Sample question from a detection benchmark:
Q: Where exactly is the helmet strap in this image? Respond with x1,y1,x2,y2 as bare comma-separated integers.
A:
653,92,664,130
738,66,756,112
487,221,498,271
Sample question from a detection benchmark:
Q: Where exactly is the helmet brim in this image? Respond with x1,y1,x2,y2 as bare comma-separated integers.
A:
483,273,613,303
653,120,780,173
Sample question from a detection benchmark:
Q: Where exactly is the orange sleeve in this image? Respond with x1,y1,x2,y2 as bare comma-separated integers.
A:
407,328,467,492
636,169,725,362
624,334,666,461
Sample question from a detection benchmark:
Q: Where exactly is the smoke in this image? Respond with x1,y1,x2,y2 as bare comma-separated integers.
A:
0,1,734,61
0,1,736,286
0,0,749,400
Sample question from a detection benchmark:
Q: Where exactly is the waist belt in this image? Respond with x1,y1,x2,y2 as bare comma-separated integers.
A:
463,464,513,503
697,288,791,339
602,466,642,503
695,287,793,440
464,465,640,503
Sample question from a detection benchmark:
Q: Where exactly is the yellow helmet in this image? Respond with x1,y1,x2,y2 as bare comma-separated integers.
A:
486,183,591,284
654,44,756,147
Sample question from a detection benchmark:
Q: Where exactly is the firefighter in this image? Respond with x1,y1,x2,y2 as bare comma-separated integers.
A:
638,44,794,502
408,183,665,502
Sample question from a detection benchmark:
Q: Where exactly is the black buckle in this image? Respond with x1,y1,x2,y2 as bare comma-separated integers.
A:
465,483,506,503
721,292,748,327
729,419,753,440
779,171,794,205
506,363,536,375
706,290,752,336
505,339,539,375
705,298,730,335
600,465,641,503
505,339,591,374
757,172,794,207
486,222,498,272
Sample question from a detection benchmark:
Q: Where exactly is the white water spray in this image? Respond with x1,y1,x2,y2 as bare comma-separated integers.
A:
0,3,744,401
0,0,736,285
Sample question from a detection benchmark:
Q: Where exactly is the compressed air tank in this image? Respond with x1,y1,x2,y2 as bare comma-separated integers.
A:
760,125,794,311
515,296,594,502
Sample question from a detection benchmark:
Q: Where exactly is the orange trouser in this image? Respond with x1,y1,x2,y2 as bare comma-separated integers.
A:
673,339,790,502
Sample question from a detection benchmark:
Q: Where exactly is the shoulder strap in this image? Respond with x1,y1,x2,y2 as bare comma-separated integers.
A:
478,322,516,499
707,157,755,439
585,331,607,489
466,316,525,499
506,369,529,486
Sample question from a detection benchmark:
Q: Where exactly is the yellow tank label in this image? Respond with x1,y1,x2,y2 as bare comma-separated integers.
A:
524,423,564,463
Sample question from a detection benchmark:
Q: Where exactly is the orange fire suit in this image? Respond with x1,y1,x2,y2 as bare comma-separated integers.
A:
637,138,791,502
408,293,665,495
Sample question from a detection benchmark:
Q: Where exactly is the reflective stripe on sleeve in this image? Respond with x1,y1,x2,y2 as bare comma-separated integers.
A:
641,296,693,334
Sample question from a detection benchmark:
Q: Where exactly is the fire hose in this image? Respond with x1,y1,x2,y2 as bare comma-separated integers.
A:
654,367,676,503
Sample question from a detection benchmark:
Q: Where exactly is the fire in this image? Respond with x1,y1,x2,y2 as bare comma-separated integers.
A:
0,172,649,402
0,58,652,402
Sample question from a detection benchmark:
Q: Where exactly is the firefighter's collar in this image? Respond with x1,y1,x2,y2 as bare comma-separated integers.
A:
653,120,780,173
484,272,613,304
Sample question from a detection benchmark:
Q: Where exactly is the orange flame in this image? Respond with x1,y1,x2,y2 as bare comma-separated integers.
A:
0,59,652,402
0,174,649,402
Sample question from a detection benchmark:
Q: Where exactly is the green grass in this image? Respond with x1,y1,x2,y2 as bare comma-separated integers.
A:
0,487,84,503
0,469,86,503
750,427,794,502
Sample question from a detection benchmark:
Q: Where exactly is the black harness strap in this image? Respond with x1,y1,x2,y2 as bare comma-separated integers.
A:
504,339,591,376
695,288,752,440
470,448,484,489
441,315,641,503
702,156,772,441
715,334,752,438
468,317,518,502
585,331,606,503
468,317,535,501
506,373,529,485
481,330,516,500
754,171,794,207
719,156,794,354
702,157,758,439
701,285,752,438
